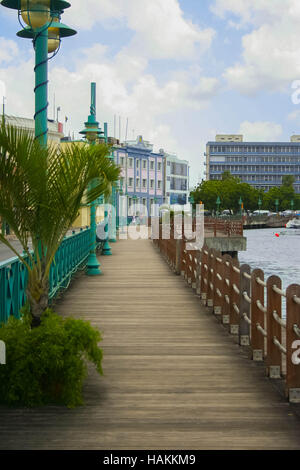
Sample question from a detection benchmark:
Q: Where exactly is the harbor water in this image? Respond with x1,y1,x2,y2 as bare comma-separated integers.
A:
239,227,300,292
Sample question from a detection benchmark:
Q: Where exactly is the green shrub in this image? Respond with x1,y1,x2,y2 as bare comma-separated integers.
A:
0,307,103,408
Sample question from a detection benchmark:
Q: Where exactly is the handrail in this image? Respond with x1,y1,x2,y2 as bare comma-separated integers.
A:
153,226,300,404
0,228,97,324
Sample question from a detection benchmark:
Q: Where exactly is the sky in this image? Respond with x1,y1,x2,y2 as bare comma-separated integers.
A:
1,0,300,188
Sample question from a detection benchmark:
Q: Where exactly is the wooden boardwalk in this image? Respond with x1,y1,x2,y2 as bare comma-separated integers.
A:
1,237,300,449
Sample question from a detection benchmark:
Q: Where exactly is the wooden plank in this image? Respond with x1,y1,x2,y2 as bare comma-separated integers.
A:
0,238,300,450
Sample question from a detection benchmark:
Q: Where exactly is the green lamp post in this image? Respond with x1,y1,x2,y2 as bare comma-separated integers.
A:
258,197,262,215
275,198,279,213
216,196,221,216
79,82,104,275
291,199,295,212
239,196,243,216
1,0,76,147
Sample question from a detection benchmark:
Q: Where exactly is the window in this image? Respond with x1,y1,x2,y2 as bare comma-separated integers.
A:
157,180,161,189
128,177,133,187
143,160,147,169
150,161,154,170
120,157,125,166
142,179,147,188
150,179,154,189
136,178,140,188
158,162,162,171
136,160,140,169
129,158,133,168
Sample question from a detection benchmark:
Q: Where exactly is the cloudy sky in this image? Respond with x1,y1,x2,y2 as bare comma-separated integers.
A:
1,0,300,187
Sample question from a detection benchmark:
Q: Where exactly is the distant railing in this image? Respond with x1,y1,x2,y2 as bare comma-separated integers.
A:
0,228,96,324
153,224,300,403
204,217,243,237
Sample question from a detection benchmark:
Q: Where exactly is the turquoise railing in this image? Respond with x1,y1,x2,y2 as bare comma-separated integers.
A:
0,228,95,324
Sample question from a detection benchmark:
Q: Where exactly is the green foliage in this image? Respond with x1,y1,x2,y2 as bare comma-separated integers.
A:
191,172,300,212
0,307,103,408
0,123,120,320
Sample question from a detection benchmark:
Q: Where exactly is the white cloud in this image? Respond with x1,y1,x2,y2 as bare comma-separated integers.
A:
238,121,283,141
212,0,300,94
64,0,215,60
0,37,19,65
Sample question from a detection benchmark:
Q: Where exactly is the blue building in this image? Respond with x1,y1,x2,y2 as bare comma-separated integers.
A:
206,134,300,193
113,136,165,217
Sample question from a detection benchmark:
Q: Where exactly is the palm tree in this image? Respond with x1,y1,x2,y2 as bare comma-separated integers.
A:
0,124,120,324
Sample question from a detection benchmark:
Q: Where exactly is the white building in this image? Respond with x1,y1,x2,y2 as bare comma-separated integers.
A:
162,152,190,205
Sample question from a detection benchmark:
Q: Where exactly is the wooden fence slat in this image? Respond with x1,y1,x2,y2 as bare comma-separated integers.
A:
251,269,265,362
267,276,282,379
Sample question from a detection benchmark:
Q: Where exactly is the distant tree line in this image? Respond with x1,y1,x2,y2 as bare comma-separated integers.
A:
190,172,300,213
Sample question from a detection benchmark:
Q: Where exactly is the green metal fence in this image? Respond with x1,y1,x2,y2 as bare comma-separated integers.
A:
0,228,94,324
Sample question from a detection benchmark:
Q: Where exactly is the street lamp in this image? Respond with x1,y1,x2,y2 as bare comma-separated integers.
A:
216,196,221,216
275,198,279,214
291,199,295,212
80,82,105,275
258,197,262,215
239,196,243,216
1,0,76,147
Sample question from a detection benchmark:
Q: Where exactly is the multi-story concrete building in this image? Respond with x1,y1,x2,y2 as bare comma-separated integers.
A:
162,152,189,205
206,134,300,193
114,135,165,215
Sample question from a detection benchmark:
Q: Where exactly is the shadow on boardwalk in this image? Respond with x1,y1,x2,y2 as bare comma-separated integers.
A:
0,238,300,450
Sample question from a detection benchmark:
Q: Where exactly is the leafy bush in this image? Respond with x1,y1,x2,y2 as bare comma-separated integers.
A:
0,307,103,408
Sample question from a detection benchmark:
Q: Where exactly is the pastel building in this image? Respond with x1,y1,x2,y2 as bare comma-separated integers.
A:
114,135,165,216
163,152,189,205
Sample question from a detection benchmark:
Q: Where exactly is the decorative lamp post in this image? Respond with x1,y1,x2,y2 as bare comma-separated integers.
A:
258,197,262,215
275,198,279,214
291,199,295,212
216,196,221,216
239,196,243,216
79,82,104,275
1,0,76,147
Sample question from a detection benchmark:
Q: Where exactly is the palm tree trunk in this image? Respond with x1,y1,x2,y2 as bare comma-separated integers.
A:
26,275,50,327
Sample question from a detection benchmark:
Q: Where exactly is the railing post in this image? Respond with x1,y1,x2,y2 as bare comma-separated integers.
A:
175,239,182,275
239,264,251,346
196,249,202,295
266,276,282,379
222,254,232,327
207,249,214,308
200,246,209,305
231,258,240,336
213,251,223,318
251,269,265,362
286,284,300,402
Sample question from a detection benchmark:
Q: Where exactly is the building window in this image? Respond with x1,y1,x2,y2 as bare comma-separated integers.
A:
143,160,147,169
150,161,154,170
136,178,140,188
158,162,162,171
142,179,147,188
128,177,133,187
129,158,133,168
150,179,154,189
136,160,140,169
120,157,125,166
157,180,161,189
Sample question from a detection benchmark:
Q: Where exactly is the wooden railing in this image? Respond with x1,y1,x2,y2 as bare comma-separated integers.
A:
153,225,300,403
204,217,244,237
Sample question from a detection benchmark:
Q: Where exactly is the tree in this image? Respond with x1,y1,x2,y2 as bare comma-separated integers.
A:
282,175,295,188
0,124,120,325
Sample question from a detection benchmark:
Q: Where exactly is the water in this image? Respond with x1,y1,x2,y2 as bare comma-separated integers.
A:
239,227,300,291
